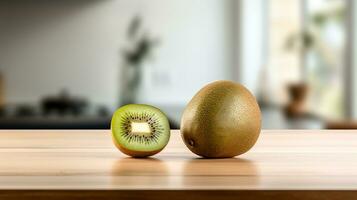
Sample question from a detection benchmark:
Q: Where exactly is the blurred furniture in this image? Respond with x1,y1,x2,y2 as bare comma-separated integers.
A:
0,116,111,129
0,130,356,200
261,105,324,129
0,89,113,129
0,104,178,129
41,90,87,116
0,104,111,129
326,120,357,129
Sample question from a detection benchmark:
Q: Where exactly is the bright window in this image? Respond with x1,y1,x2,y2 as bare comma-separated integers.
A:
305,0,347,119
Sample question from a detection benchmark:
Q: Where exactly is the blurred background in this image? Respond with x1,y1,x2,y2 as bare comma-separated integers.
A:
0,0,356,129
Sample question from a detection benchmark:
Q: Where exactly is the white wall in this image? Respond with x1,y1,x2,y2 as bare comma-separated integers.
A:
137,0,236,105
239,0,266,95
0,0,236,110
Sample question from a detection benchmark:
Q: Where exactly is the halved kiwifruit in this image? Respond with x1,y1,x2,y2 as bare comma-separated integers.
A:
111,104,170,157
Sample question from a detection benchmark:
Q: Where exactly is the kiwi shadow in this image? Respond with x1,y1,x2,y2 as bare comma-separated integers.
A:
182,157,260,187
111,157,169,176
111,157,169,186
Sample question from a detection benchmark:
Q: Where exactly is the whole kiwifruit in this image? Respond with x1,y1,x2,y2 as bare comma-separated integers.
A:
181,80,261,158
111,104,170,157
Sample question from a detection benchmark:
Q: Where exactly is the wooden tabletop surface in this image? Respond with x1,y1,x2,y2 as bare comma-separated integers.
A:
0,129,357,200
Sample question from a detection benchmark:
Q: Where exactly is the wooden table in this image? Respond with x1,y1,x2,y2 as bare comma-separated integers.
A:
0,130,357,199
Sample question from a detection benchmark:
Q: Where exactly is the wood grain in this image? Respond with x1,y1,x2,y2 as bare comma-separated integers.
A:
0,130,357,199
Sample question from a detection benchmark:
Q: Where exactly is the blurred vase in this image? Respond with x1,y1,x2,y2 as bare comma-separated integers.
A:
284,83,308,118
120,63,143,105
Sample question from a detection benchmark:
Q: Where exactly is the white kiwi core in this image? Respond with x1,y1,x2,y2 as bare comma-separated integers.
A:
131,122,152,136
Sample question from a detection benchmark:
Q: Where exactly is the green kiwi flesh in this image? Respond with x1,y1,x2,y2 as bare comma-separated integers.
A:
111,104,170,157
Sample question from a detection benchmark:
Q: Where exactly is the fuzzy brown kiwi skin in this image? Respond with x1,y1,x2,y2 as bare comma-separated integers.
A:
180,80,262,158
111,136,164,158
